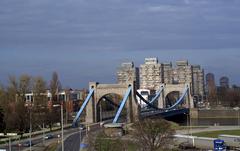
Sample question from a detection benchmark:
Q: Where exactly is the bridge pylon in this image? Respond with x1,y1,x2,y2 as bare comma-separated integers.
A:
158,83,194,109
85,81,140,124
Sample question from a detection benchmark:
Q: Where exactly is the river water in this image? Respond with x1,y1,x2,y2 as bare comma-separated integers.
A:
191,118,240,126
167,114,240,126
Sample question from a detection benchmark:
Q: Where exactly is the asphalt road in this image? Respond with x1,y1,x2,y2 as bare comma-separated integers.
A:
58,130,83,151
57,123,102,151
0,127,81,151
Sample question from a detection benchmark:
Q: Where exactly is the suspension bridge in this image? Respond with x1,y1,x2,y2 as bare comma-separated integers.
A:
72,81,194,127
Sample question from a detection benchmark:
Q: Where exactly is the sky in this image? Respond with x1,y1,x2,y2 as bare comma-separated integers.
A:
0,0,240,88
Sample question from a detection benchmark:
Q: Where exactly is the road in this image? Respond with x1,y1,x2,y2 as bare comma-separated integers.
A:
57,130,83,151
175,126,240,150
57,123,101,151
0,127,80,151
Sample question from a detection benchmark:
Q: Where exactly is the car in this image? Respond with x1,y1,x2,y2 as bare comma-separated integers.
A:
22,141,33,147
17,143,22,147
44,134,54,140
79,124,86,130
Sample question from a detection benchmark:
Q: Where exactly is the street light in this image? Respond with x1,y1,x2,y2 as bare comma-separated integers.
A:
8,137,11,151
29,103,32,151
233,107,240,126
189,112,194,147
100,103,102,122
79,127,81,151
184,112,194,147
6,133,17,151
61,103,64,151
53,103,64,151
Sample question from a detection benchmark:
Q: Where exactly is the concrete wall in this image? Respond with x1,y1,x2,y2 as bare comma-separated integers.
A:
190,108,199,119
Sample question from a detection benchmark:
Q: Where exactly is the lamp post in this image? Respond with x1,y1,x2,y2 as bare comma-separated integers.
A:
53,103,64,151
61,103,64,151
9,137,11,151
79,127,81,151
29,104,32,151
42,123,45,145
234,107,240,126
237,108,239,127
186,113,189,135
185,112,194,146
100,103,102,122
189,112,194,147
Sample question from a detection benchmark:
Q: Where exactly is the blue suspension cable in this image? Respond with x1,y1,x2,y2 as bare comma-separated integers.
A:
72,88,94,127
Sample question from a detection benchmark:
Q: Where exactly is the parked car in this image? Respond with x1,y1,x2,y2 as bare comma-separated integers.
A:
44,134,54,140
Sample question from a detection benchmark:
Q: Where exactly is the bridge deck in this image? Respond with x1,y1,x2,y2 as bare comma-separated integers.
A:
141,108,189,118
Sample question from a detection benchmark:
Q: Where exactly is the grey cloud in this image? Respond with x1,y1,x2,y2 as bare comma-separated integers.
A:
0,0,240,87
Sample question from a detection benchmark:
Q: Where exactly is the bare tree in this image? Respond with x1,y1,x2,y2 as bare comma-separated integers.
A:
50,71,61,103
32,76,48,128
0,85,6,132
48,72,62,129
132,118,175,151
17,75,32,134
3,75,32,134
87,130,128,151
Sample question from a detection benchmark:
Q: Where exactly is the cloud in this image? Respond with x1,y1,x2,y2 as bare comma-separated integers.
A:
0,0,240,87
146,5,181,13
184,0,190,5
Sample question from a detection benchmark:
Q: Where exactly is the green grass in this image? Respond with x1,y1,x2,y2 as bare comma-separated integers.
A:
107,140,138,151
193,129,240,138
125,141,138,151
92,132,138,151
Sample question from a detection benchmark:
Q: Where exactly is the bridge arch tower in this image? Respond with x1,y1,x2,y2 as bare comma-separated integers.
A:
158,83,194,109
86,81,140,123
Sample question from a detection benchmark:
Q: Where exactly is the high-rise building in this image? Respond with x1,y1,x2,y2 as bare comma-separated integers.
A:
117,62,139,88
174,60,192,84
220,76,229,88
118,58,205,99
162,62,173,84
206,73,216,96
139,58,163,90
192,65,205,96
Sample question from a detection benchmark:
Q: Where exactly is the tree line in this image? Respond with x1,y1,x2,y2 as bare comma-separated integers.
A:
0,72,62,134
208,86,240,107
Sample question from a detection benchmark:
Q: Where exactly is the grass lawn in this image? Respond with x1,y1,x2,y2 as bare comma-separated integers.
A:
193,129,240,138
96,138,138,151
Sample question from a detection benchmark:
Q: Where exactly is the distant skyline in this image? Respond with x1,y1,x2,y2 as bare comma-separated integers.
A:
0,0,240,88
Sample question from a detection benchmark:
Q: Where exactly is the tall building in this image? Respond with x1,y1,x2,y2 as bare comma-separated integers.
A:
162,62,173,84
220,76,229,88
173,60,192,84
139,58,163,90
206,73,216,96
117,62,139,89
118,58,205,99
192,65,205,96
